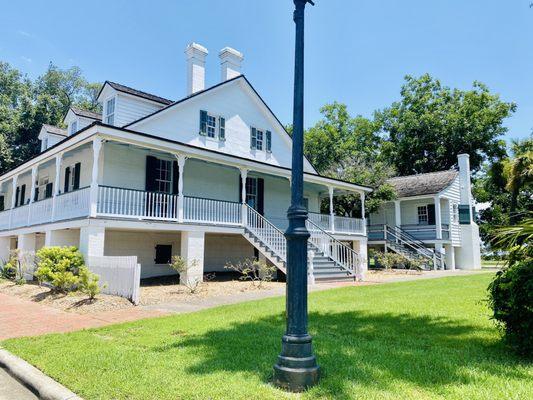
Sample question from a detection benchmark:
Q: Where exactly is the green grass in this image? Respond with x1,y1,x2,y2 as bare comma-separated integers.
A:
2,274,532,400
481,260,505,268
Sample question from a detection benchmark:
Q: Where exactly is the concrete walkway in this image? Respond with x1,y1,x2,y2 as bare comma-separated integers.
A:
0,367,38,400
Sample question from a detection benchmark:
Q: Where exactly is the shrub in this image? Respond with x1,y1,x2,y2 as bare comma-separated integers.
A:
169,255,203,294
34,246,100,297
225,258,277,289
1,250,28,283
0,257,17,280
487,258,533,357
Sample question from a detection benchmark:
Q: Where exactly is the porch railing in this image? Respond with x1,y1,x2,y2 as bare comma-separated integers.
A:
308,211,364,235
0,209,10,230
29,197,54,225
11,205,30,229
368,224,450,241
55,187,91,221
183,196,241,225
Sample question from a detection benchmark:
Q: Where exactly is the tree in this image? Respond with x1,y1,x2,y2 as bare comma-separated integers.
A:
304,102,396,215
376,74,516,175
504,138,533,223
0,61,101,174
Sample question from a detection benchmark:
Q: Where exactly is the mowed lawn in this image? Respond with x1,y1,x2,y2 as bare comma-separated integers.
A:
2,274,532,400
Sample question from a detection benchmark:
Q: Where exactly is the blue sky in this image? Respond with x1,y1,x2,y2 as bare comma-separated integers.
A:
1,0,531,141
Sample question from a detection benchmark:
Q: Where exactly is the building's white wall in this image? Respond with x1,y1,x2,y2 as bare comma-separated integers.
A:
104,230,181,279
59,146,93,192
204,234,255,272
184,159,240,201
132,81,314,173
440,176,461,245
102,145,147,190
114,93,164,128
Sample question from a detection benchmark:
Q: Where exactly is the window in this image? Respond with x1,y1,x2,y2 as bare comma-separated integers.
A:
458,205,471,224
70,121,78,135
256,129,263,150
265,130,272,152
199,110,225,141
0,196,4,211
155,159,172,193
106,98,115,125
154,245,172,264
206,114,216,138
64,163,81,193
452,203,459,223
417,205,428,224
43,137,48,150
251,127,269,151
219,117,225,141
245,177,258,209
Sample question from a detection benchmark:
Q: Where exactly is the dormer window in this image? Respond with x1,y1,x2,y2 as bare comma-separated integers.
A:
250,127,272,152
70,121,78,135
106,98,115,125
199,110,225,141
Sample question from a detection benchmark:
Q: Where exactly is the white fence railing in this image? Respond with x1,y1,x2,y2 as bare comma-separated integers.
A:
245,205,287,261
0,210,10,230
11,205,30,229
306,219,362,279
308,212,331,230
183,196,241,225
334,215,364,234
54,187,90,221
88,255,141,305
98,186,178,220
29,197,53,225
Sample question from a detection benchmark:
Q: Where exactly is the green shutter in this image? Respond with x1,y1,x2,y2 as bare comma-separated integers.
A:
219,117,226,141
199,110,208,135
250,127,257,150
266,130,272,152
458,205,471,224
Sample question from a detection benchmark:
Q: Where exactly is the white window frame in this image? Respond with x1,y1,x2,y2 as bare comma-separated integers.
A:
206,113,217,138
417,205,428,224
38,176,50,201
245,177,258,210
70,121,78,135
255,129,264,151
67,163,77,192
105,97,115,125
155,158,172,193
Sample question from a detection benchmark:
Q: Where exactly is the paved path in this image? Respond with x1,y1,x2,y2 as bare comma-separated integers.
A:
0,368,38,400
0,292,167,341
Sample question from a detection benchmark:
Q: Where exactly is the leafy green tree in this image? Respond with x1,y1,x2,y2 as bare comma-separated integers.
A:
376,74,516,175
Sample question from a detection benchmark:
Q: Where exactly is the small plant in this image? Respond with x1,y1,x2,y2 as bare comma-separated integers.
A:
169,255,202,294
0,257,16,280
79,267,101,300
1,250,28,283
225,258,277,289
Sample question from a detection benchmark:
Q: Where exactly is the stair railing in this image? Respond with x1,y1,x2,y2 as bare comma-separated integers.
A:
384,225,444,268
306,219,361,278
245,205,287,261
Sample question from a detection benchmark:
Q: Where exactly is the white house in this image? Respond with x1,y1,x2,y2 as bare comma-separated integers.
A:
367,154,482,270
0,43,372,284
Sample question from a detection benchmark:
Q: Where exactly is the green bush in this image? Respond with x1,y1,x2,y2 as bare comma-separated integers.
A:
487,258,533,357
372,251,423,270
0,257,17,280
35,246,99,298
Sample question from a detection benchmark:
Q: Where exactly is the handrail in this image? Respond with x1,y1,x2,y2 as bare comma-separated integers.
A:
385,225,435,259
244,205,287,261
306,219,360,277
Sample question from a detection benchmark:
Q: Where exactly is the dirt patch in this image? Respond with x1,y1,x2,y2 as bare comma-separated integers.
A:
139,280,285,306
0,280,133,314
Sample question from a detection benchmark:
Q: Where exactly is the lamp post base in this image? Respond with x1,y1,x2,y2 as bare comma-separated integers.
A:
273,334,320,392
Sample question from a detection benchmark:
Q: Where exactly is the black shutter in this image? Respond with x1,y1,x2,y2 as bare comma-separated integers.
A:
73,162,81,190
15,186,20,207
20,184,26,206
34,187,39,202
257,178,264,215
64,167,71,193
427,204,436,225
250,127,257,150
238,173,243,203
199,110,208,135
0,196,4,211
145,156,158,192
45,183,53,199
219,117,226,141
155,244,172,264
266,130,272,152
172,161,179,194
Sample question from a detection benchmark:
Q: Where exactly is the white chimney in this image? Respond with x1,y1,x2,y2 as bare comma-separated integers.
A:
219,47,243,81
457,153,472,206
185,43,208,95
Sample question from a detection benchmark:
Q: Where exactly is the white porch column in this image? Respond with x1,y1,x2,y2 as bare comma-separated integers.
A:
445,244,456,271
352,238,368,281
328,186,335,232
434,195,442,240
240,168,248,226
176,154,187,222
8,175,18,229
394,200,401,242
90,138,103,217
434,242,443,270
79,225,105,260
27,165,38,225
0,236,11,263
51,153,62,221
360,191,366,236
17,233,36,279
180,231,205,285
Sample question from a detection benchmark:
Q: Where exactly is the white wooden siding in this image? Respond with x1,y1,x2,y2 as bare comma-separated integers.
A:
440,175,461,245
114,93,164,127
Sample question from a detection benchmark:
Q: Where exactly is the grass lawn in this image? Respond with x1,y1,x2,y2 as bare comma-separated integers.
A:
2,273,532,400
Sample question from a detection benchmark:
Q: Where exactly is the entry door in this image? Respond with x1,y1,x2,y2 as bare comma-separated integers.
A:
245,177,264,215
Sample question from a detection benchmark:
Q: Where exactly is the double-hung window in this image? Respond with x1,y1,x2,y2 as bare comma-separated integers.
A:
206,114,217,138
417,205,428,224
245,177,258,209
199,110,225,140
251,127,271,152
106,98,115,125
70,121,78,135
155,159,172,193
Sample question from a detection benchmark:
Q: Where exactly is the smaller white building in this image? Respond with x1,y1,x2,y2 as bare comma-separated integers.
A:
368,154,482,270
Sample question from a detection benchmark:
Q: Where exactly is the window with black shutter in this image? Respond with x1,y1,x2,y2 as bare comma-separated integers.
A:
219,117,225,141
45,183,53,199
73,162,81,190
154,245,172,264
64,167,71,193
145,156,158,192
265,131,272,152
34,187,39,202
172,161,179,194
15,186,20,207
199,110,208,135
427,204,436,225
458,205,471,224
19,184,26,206
250,127,257,150
0,196,4,211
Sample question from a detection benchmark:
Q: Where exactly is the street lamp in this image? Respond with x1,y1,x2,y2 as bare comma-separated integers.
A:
273,0,320,392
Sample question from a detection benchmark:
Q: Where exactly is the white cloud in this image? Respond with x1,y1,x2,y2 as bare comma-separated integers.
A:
20,56,32,63
17,30,32,38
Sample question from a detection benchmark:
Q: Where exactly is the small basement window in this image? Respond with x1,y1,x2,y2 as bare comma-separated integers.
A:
155,244,172,264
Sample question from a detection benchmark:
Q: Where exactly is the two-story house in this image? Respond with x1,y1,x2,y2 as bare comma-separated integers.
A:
367,154,482,270
0,43,371,284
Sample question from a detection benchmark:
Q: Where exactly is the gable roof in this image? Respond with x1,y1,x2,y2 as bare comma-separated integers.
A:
387,170,458,198
97,81,173,105
70,106,101,120
41,124,67,137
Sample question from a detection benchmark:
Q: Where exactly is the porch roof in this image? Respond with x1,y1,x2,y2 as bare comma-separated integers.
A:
387,170,458,198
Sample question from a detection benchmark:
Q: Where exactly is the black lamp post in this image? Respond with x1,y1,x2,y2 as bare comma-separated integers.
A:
273,0,320,392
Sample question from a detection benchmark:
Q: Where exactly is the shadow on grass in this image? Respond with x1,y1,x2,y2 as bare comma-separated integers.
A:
155,310,529,397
